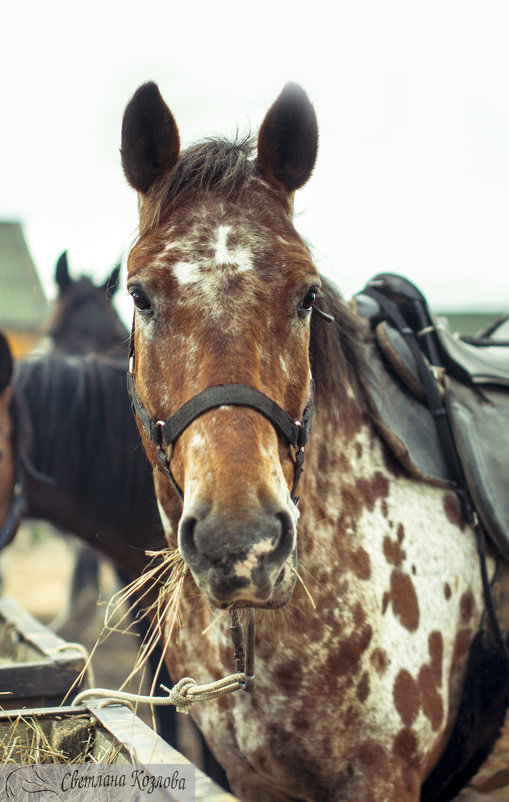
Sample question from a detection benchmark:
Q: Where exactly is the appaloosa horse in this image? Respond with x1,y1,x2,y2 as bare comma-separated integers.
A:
120,83,502,801
43,250,129,623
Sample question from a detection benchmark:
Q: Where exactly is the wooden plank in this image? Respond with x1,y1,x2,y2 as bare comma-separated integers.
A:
0,705,240,800
88,704,241,801
0,596,85,661
0,597,87,706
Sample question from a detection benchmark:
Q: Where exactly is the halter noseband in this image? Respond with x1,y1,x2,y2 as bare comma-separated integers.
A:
126,340,314,505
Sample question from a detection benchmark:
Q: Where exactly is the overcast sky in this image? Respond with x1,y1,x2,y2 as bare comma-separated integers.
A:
2,1,509,323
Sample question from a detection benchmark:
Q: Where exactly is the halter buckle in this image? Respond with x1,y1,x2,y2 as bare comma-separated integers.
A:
156,421,173,459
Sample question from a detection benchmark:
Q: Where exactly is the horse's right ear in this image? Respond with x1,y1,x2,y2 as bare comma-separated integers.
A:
0,331,13,393
257,83,318,194
55,251,71,293
121,82,180,195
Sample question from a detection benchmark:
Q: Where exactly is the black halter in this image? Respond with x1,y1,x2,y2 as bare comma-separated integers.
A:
126,329,314,505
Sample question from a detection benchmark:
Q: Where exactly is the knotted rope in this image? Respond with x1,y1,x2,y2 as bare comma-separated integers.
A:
73,672,246,714
72,608,255,714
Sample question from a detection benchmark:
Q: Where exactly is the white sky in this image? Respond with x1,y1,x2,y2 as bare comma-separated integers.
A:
2,0,509,324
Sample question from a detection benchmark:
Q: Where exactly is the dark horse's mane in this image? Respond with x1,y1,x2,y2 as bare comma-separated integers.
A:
13,353,159,545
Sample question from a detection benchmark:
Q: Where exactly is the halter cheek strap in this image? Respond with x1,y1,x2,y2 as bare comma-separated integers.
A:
126,360,314,505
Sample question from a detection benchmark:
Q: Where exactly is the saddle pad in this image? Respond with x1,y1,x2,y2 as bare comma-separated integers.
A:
445,376,509,559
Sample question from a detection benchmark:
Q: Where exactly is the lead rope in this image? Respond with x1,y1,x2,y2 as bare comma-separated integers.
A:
72,609,255,715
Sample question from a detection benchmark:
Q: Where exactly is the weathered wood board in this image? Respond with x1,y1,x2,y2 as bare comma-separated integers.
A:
0,596,87,709
0,703,240,801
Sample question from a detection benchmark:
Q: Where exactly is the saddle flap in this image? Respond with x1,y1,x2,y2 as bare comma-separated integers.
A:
445,376,509,559
437,324,509,387
365,342,453,488
375,321,426,402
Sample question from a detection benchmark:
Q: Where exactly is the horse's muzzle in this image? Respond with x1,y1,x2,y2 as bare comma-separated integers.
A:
178,504,297,607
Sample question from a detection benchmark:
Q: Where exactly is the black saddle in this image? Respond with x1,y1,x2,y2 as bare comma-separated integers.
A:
356,273,509,559
356,275,509,800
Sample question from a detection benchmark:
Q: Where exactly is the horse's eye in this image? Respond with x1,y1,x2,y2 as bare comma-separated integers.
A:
299,287,318,314
129,286,153,314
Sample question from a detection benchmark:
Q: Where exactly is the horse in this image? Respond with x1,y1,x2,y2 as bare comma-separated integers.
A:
119,81,507,801
44,250,128,356
43,250,130,621
0,333,229,788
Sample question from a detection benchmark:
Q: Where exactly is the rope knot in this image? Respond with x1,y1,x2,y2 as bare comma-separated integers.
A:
165,677,198,714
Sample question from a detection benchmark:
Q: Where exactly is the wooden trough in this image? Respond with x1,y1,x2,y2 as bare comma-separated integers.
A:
0,702,240,801
0,596,87,709
0,596,239,799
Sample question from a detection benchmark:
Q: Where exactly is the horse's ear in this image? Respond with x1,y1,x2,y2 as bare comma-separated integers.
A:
121,82,180,194
0,331,13,393
257,83,318,194
55,251,71,293
103,263,121,299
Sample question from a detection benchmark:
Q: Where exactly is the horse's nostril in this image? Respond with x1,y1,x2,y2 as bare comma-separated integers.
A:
274,510,294,558
179,515,198,564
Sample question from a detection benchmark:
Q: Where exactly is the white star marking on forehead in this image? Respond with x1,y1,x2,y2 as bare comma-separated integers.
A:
171,225,254,288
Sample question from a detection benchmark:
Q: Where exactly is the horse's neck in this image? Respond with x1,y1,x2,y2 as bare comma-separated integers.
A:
273,390,391,625
19,358,92,482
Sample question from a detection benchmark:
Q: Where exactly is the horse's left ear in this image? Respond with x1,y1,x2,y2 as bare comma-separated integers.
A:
103,263,121,299
55,251,72,294
257,83,318,193
121,82,180,194
0,331,13,393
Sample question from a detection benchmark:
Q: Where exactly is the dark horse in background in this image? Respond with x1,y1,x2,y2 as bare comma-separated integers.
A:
45,250,128,356
40,250,130,622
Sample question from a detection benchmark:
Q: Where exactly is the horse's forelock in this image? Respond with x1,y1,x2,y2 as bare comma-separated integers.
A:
139,136,257,235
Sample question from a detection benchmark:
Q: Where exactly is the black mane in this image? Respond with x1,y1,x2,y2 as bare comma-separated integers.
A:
13,353,162,563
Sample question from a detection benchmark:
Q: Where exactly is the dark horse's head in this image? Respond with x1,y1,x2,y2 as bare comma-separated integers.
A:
47,251,128,355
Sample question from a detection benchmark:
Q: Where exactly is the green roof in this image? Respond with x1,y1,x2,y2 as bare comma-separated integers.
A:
0,221,49,331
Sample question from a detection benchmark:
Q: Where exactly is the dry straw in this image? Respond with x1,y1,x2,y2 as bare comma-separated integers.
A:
0,713,121,763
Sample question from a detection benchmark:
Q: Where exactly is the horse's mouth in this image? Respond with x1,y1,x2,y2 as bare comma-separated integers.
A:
192,551,298,610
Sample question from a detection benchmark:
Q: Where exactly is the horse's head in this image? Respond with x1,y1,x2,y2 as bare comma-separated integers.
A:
49,251,127,355
0,332,16,544
122,83,319,609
